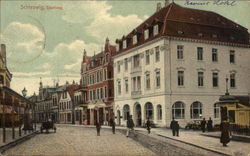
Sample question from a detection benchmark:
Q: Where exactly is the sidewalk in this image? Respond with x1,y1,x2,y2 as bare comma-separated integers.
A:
63,124,250,156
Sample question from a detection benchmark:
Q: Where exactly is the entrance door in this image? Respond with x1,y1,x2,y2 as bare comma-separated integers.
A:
135,104,142,126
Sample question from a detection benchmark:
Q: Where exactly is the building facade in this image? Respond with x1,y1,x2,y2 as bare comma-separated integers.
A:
81,38,116,125
113,2,250,127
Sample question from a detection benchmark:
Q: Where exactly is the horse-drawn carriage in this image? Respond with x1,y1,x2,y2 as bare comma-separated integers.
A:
40,120,56,133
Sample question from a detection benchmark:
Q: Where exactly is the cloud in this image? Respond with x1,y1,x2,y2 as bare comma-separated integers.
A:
1,21,45,64
62,1,111,24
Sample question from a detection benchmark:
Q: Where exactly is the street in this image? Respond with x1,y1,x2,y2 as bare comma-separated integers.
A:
3,125,156,156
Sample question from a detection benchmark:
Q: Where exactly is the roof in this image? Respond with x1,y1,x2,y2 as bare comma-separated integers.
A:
115,3,249,54
235,96,250,107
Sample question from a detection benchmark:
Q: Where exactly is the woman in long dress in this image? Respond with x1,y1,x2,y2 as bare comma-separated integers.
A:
220,118,231,147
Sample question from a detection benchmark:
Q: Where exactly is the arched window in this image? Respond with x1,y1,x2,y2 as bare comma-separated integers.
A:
145,102,153,120
214,103,220,118
172,102,185,119
190,101,202,119
157,105,162,120
123,105,130,120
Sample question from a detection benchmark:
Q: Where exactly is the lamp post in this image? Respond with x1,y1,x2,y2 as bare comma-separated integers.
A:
21,87,28,134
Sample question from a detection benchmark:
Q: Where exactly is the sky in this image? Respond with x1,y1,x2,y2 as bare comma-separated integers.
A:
0,0,249,96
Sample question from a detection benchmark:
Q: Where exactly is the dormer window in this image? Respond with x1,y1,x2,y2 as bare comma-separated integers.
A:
144,29,149,40
133,35,137,45
116,43,119,51
123,40,127,49
153,25,159,36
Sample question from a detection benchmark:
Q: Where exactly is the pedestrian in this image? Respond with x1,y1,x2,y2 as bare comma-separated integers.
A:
175,121,180,137
96,121,101,136
170,118,177,136
220,117,232,147
201,118,206,133
126,115,135,137
146,118,151,134
207,117,213,132
110,117,116,134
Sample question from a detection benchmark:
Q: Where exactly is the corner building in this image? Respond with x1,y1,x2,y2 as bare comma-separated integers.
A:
113,2,250,127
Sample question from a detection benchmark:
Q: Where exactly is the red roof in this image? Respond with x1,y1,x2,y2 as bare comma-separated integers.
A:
115,3,249,54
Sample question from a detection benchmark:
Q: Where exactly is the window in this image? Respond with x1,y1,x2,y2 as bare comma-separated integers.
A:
172,102,185,119
145,50,150,65
104,86,107,98
123,40,127,49
124,58,128,71
137,76,141,91
155,46,160,62
117,62,120,73
230,50,235,63
144,29,149,40
153,25,159,36
190,101,202,119
212,48,218,62
212,72,218,87
230,73,236,88
96,88,99,99
133,35,137,45
93,90,96,100
197,47,203,60
116,43,119,51
146,73,150,89
117,80,121,95
157,105,162,120
100,88,103,99
96,72,99,82
145,102,153,120
198,72,204,87
177,45,183,59
178,71,184,86
100,71,103,81
104,69,107,80
156,71,160,88
214,103,220,118
125,79,129,93
133,54,140,68
123,105,130,120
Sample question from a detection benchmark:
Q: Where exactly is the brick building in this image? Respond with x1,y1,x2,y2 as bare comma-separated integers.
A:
81,38,116,125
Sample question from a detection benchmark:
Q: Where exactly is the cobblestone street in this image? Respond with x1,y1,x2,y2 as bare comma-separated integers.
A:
3,125,156,156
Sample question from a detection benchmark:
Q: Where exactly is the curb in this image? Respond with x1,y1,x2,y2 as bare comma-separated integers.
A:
0,131,38,154
156,134,231,156
200,133,250,143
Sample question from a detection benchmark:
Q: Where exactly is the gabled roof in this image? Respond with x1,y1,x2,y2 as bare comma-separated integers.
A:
115,3,249,54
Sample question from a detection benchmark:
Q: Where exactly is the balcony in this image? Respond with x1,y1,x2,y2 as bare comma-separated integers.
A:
131,90,142,99
131,66,142,74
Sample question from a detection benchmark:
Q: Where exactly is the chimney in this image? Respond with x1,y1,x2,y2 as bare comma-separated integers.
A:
156,3,162,12
1,44,6,67
165,0,170,7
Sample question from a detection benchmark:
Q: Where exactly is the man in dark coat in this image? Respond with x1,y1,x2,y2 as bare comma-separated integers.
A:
170,118,178,136
96,121,101,136
146,118,151,134
126,115,135,137
110,117,116,134
207,117,213,132
201,118,206,133
220,118,231,146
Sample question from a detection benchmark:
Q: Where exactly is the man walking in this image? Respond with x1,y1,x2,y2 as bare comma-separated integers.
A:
146,118,151,134
110,117,116,134
170,118,177,136
220,117,231,147
207,117,213,132
126,115,135,137
96,121,101,136
201,118,206,133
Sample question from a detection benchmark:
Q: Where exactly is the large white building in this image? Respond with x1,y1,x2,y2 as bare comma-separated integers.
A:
113,2,250,127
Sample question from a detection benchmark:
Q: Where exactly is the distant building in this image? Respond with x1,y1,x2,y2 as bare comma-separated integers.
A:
81,38,116,125
113,2,250,127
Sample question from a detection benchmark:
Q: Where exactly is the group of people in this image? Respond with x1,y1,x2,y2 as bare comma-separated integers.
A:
96,115,232,147
200,117,213,133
